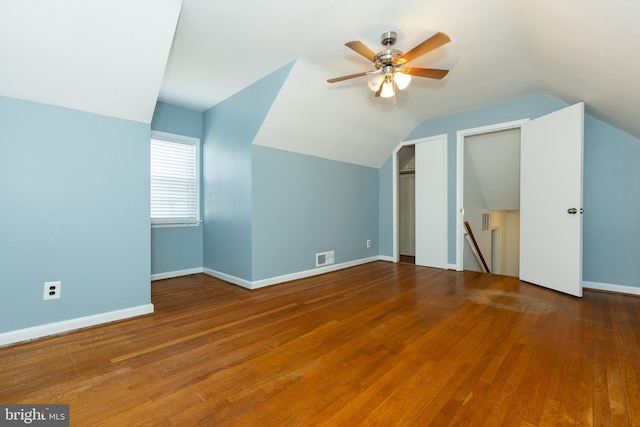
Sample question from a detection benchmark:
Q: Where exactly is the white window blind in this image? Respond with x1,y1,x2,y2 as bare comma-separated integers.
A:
150,132,200,226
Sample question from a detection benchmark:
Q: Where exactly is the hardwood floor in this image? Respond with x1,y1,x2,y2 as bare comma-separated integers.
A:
398,255,415,264
2,261,640,426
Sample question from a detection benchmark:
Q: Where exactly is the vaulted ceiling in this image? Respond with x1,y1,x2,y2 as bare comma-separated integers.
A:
2,0,639,168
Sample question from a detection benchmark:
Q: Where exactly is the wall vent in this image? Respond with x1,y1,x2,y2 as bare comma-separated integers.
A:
482,212,490,232
316,250,335,267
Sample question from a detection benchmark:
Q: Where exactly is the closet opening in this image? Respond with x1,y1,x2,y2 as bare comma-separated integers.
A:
398,145,415,265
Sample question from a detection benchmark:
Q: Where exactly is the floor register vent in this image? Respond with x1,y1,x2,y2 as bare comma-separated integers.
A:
316,250,335,267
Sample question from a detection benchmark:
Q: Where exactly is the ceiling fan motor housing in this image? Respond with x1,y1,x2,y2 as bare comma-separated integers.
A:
380,31,397,46
374,31,406,71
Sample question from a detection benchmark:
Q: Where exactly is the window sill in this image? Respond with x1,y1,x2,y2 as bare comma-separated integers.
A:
151,220,202,229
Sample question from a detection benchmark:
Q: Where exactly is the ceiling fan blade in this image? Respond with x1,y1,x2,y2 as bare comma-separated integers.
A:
345,41,377,62
404,67,449,80
327,71,370,83
402,32,451,63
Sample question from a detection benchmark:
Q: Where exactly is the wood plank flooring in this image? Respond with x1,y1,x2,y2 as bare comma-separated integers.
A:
1,261,640,426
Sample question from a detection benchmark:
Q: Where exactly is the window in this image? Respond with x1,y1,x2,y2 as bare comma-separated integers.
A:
150,131,200,227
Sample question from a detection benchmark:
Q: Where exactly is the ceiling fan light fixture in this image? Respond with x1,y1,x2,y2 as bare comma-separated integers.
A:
380,78,395,98
326,30,451,102
367,73,384,92
394,71,411,90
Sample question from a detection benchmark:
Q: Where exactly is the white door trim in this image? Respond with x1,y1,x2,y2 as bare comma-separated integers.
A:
392,134,448,264
455,119,529,271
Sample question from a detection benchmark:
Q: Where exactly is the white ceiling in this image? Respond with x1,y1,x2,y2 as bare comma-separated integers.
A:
2,0,639,167
0,0,182,123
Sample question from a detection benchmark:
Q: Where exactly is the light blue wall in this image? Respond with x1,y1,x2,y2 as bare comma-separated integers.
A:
0,96,151,333
202,61,295,280
152,101,203,137
150,102,203,275
583,117,640,287
202,59,379,282
252,146,378,280
379,93,640,288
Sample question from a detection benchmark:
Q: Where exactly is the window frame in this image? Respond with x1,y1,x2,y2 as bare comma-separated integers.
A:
150,130,201,228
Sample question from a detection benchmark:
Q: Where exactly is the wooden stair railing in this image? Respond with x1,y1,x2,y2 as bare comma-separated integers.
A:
464,221,490,274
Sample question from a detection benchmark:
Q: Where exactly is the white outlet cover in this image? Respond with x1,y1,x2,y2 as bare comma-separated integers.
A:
43,281,61,300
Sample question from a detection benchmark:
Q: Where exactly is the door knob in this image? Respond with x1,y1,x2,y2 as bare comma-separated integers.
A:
567,208,577,214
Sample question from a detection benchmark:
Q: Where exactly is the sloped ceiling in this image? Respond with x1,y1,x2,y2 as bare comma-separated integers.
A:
466,129,521,211
0,0,183,124
2,1,639,167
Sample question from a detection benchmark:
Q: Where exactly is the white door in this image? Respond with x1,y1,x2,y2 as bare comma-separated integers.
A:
520,102,584,297
415,137,447,269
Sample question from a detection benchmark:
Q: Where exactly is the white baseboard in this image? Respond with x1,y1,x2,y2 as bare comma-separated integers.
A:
251,256,380,289
202,268,252,289
0,304,154,347
380,256,456,270
204,256,382,290
583,281,640,296
151,267,204,281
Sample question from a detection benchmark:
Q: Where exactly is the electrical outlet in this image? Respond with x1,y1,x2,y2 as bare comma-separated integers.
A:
366,240,371,248
43,281,61,300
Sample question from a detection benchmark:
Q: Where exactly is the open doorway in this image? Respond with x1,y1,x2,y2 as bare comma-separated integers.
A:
393,135,448,269
397,145,416,264
457,120,528,276
456,105,584,295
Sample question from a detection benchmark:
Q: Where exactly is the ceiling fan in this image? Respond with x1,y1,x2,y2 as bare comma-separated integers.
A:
327,30,450,98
